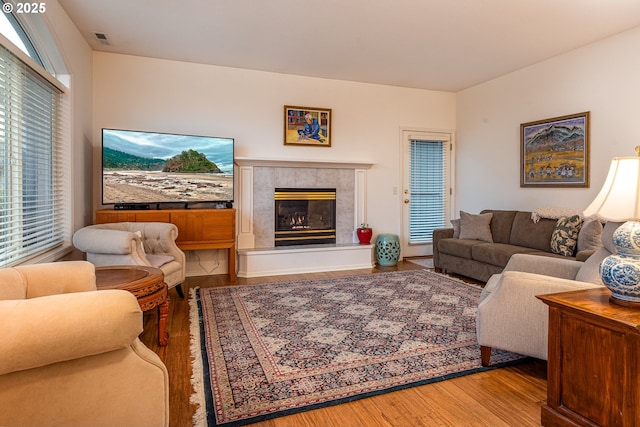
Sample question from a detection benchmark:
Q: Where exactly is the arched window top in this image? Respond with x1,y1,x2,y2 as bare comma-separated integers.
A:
0,5,43,67
0,2,69,85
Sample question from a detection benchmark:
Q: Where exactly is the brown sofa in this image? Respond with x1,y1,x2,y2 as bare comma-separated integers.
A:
432,209,601,282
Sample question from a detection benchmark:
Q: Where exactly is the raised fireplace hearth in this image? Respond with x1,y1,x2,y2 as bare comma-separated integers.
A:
274,188,336,246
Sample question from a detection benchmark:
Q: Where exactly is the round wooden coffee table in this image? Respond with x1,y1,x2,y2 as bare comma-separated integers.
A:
95,265,169,346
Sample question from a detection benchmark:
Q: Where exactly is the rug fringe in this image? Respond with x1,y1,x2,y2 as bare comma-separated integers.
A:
189,287,207,427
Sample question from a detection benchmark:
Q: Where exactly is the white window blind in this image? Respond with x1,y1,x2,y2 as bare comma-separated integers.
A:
409,138,450,244
0,42,64,266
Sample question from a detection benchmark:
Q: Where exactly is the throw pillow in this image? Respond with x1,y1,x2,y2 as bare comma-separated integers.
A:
550,215,583,257
458,211,493,242
451,218,460,238
577,220,603,252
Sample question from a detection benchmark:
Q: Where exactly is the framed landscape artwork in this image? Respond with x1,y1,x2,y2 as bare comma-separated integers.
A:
284,106,331,147
520,111,590,188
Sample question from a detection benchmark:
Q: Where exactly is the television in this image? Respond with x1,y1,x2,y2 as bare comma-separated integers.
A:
102,128,234,208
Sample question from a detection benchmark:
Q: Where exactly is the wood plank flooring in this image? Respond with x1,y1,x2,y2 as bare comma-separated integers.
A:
139,260,547,427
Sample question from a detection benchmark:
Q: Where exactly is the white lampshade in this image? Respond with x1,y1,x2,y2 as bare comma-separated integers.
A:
583,156,640,221
583,148,640,306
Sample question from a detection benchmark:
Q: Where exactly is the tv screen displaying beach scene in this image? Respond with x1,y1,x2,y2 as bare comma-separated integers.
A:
102,128,234,205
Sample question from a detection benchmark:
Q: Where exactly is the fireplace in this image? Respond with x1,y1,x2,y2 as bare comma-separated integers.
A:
274,188,336,246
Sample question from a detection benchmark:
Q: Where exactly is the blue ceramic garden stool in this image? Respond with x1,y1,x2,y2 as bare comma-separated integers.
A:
376,234,401,266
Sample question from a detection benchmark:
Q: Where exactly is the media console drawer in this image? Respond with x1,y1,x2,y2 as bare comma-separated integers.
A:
95,208,236,280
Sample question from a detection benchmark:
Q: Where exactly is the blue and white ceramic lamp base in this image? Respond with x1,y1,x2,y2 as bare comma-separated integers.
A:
601,220,640,306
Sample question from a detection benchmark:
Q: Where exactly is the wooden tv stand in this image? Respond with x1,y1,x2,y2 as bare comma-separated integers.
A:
95,208,236,281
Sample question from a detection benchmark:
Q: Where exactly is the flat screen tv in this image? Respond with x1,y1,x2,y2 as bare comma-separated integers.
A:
102,128,234,207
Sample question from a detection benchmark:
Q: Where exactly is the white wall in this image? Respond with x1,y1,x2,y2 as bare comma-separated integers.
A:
92,52,456,237
36,1,93,240
456,26,640,215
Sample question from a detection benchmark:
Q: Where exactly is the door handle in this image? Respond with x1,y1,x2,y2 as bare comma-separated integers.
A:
404,199,410,204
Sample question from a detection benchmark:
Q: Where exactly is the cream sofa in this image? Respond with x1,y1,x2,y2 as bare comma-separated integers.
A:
0,261,169,427
476,221,621,366
73,221,186,296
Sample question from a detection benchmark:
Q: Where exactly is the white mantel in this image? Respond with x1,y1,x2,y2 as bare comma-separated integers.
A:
234,156,375,169
234,157,376,277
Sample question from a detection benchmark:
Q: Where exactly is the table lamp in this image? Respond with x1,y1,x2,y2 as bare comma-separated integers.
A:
583,146,640,306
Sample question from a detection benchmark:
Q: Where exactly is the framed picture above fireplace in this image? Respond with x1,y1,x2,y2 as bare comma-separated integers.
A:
284,105,332,147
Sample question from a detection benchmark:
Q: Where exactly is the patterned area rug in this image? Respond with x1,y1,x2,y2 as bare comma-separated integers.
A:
190,270,524,427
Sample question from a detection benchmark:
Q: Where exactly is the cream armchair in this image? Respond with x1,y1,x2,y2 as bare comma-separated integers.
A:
476,221,621,366
73,222,186,297
0,261,169,427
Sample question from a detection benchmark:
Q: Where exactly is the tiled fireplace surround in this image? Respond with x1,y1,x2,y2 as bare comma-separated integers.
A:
235,157,375,277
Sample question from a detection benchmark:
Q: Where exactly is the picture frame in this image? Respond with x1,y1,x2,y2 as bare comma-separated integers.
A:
284,105,331,147
520,111,590,188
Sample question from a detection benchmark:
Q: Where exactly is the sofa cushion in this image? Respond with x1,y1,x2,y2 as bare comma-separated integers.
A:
437,238,484,259
146,254,175,268
509,212,556,252
550,215,583,257
480,210,518,244
471,243,538,268
459,211,493,242
575,249,596,262
524,250,578,260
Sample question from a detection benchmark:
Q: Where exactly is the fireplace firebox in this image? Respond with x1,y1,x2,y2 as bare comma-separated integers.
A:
274,188,336,246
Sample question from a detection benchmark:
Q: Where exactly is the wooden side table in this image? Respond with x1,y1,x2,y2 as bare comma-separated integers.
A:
95,265,169,346
538,287,640,427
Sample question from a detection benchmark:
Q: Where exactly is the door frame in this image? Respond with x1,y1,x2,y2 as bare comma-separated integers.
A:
399,127,456,258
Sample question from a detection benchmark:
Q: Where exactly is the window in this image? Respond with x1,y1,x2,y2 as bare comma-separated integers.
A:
0,6,42,65
0,12,66,267
408,138,450,244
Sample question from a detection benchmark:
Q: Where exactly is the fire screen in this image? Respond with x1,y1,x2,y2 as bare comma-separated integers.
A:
274,188,336,246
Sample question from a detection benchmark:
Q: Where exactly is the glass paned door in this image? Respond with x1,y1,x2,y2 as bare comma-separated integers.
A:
401,130,452,257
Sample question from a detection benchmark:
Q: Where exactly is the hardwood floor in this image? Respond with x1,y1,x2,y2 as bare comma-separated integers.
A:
139,260,547,427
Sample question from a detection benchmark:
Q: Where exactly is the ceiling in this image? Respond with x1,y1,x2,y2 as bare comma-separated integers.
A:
58,0,640,92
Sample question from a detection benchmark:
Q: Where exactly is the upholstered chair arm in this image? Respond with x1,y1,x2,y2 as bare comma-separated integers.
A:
433,228,454,240
477,271,602,361
14,261,96,299
502,253,583,280
432,228,454,269
73,227,151,267
73,228,140,255
0,290,142,376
